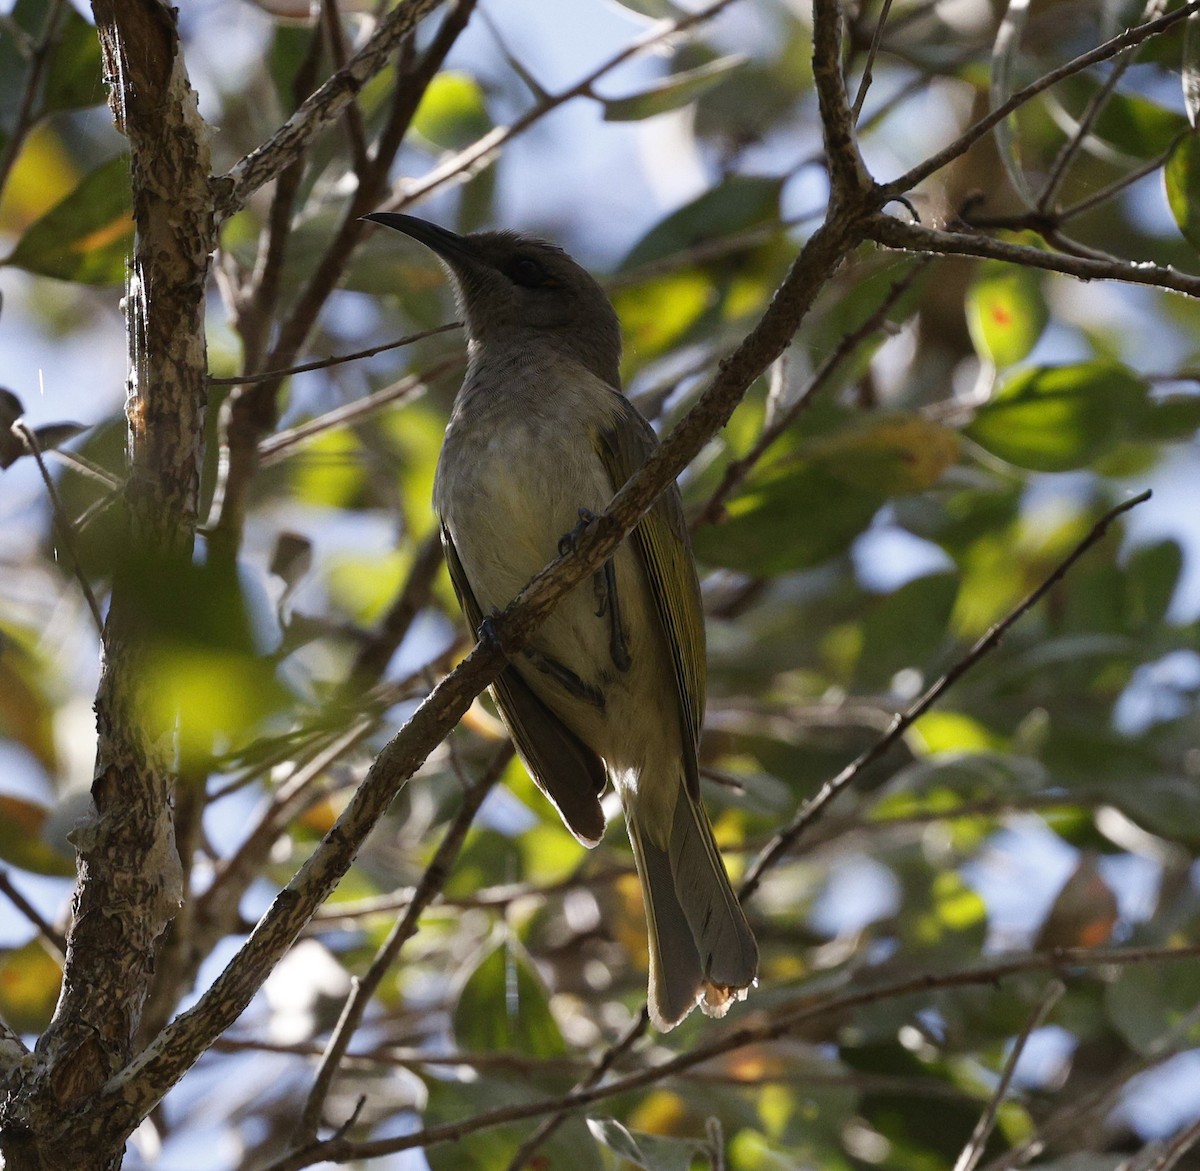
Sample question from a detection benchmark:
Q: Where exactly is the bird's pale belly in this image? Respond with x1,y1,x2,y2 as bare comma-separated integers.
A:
438,429,682,785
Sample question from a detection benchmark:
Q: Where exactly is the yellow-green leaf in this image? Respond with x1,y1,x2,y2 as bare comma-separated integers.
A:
967,263,1048,367
4,155,131,285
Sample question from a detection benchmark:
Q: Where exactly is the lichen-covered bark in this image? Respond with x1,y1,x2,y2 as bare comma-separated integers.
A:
0,2,212,1167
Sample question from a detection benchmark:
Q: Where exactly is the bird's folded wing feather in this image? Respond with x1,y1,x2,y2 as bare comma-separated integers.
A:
593,394,707,791
441,524,607,846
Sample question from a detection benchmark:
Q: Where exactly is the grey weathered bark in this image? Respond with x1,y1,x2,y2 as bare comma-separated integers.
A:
0,1,211,1166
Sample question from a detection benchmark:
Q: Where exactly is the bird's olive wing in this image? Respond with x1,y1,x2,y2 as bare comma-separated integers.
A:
441,526,607,847
593,398,707,781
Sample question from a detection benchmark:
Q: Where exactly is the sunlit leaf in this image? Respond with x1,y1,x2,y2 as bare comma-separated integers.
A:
0,940,62,1032
4,154,131,284
145,644,287,766
613,270,712,356
967,362,1148,471
603,54,746,122
967,261,1049,367
452,938,566,1057
910,711,1008,756
413,71,491,149
326,548,408,622
289,429,368,508
1164,133,1200,250
0,634,58,773
804,414,960,495
0,794,74,876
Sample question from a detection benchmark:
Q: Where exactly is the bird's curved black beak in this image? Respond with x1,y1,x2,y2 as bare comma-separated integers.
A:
362,212,475,266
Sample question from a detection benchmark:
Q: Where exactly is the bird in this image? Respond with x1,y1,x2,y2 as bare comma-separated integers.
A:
364,212,758,1031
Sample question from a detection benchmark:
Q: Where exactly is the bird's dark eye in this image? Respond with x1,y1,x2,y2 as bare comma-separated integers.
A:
506,256,549,288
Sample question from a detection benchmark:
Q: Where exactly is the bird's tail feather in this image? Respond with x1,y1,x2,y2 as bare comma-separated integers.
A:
626,783,758,1031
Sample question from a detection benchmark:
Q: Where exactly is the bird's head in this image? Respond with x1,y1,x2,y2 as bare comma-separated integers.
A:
365,213,622,388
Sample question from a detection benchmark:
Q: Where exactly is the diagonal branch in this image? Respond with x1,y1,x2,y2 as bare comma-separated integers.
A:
741,488,1151,898
879,0,1200,200
213,0,449,220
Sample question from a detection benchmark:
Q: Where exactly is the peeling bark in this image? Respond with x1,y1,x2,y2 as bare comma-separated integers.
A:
0,2,213,1167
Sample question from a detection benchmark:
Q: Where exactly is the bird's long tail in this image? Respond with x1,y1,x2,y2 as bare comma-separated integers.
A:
626,782,758,1031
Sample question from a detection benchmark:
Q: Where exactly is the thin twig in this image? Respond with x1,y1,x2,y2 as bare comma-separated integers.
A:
294,744,511,1141
255,944,1200,1171
1035,0,1162,213
256,355,462,466
0,868,67,956
868,215,1200,299
740,489,1151,898
880,0,1200,199
13,421,105,634
207,323,462,386
377,0,747,213
981,999,1200,1171
0,0,68,197
320,0,370,175
694,257,929,529
851,0,896,122
1138,1118,1200,1171
953,980,1064,1171
505,1008,651,1171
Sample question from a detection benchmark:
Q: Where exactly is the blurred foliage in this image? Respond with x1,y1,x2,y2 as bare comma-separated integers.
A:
2,0,1200,1169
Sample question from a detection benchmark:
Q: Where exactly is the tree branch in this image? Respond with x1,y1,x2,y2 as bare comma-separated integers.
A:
867,215,1200,299
212,0,449,220
741,488,1152,897
878,0,1200,200
257,944,1200,1170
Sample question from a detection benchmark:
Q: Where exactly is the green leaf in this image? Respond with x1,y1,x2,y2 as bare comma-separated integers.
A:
613,270,713,357
452,938,567,1057
1088,92,1187,160
413,71,491,150
698,414,957,576
620,174,783,269
1138,392,1200,441
0,794,74,876
1124,540,1182,629
268,25,316,112
695,461,882,575
587,1118,699,1171
603,54,747,122
4,154,131,284
289,429,368,509
40,8,105,114
967,362,1149,472
1165,133,1200,251
967,261,1049,367
856,573,959,689
1106,957,1200,1054
0,940,61,1031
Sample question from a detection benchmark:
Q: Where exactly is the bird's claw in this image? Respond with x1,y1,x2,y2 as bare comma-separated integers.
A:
557,507,599,557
